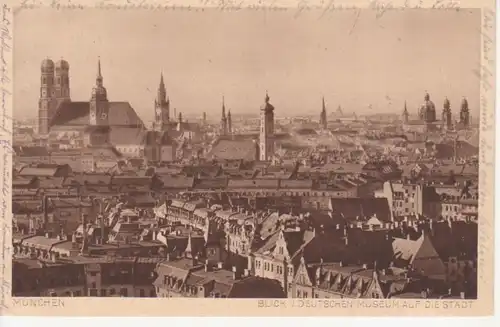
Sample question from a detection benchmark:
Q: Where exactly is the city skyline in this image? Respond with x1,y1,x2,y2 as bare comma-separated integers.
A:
15,8,480,122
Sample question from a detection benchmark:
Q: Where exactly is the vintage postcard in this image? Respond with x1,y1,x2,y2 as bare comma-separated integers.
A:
0,0,495,317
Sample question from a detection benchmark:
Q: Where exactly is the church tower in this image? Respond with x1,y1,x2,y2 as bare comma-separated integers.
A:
38,58,56,136
153,73,170,131
459,97,470,129
320,97,327,129
89,58,109,126
402,101,409,124
259,91,275,161
220,96,228,136
442,97,452,130
54,59,71,105
227,110,233,135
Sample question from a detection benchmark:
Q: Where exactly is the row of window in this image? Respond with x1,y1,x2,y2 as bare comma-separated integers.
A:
256,260,293,276
444,205,459,212
295,289,381,299
49,287,153,297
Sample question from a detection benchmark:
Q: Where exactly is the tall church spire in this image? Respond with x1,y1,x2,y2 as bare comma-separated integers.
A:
90,57,108,126
159,72,165,88
91,57,107,100
222,96,226,119
153,72,170,131
96,57,103,86
220,96,228,135
227,110,232,134
157,72,167,103
320,97,327,129
402,100,409,124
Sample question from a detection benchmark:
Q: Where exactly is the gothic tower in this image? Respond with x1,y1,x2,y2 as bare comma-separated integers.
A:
442,97,452,130
320,97,327,129
220,96,228,136
38,58,56,136
460,97,470,129
227,110,232,135
54,59,71,105
89,58,109,126
402,101,409,124
153,73,170,131
259,91,275,161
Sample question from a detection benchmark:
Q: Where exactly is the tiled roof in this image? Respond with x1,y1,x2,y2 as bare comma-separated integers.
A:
329,198,391,222
159,175,194,189
38,177,65,188
18,167,58,177
15,146,50,157
109,127,146,146
82,146,122,159
208,139,257,161
63,174,112,186
12,177,37,187
45,196,85,207
228,179,280,189
181,165,221,177
111,176,152,186
279,180,313,189
143,130,175,146
434,141,478,159
391,232,446,278
227,276,285,298
50,101,144,127
193,178,228,190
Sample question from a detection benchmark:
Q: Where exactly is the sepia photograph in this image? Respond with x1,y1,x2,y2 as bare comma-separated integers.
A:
6,3,488,308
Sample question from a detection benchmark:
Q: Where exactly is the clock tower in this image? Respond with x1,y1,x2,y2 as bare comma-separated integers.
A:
89,58,109,126
153,73,170,131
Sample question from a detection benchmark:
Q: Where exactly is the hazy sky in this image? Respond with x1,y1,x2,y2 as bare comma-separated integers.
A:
14,8,480,121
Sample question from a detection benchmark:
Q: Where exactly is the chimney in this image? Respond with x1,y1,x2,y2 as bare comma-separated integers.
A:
42,195,49,230
45,231,52,238
460,292,465,299
381,269,386,275
100,215,106,244
362,263,367,270
217,262,223,269
204,259,211,272
232,266,239,280
339,261,344,267
71,234,78,249
406,233,411,240
243,268,250,277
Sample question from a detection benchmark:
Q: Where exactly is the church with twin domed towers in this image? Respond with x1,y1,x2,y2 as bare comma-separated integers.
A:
401,91,471,133
35,58,201,162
